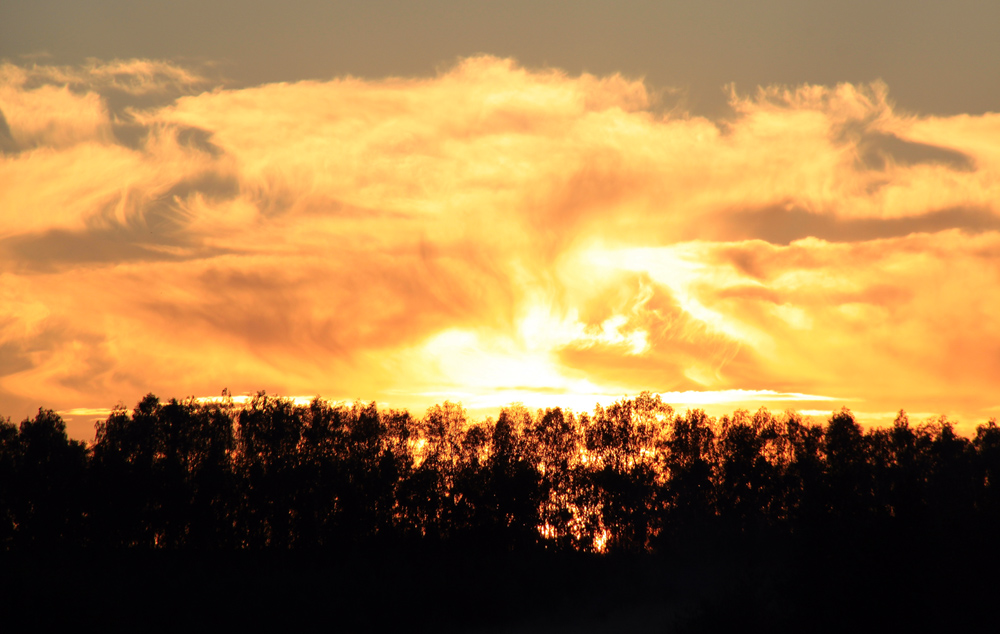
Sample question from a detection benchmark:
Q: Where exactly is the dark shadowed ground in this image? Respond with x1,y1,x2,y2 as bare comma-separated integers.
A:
3,532,997,633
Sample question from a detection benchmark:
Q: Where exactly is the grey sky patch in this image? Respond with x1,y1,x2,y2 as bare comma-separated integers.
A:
147,171,240,216
3,1,999,118
2,61,213,151
0,110,16,153
1,229,190,272
102,89,176,117
113,119,226,152
856,133,975,171
0,319,86,397
174,126,224,156
1,170,239,271
699,206,1000,245
721,248,770,280
86,171,239,233
0,340,34,376
110,119,148,149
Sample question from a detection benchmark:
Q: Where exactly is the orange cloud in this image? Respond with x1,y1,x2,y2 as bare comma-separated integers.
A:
1,57,998,438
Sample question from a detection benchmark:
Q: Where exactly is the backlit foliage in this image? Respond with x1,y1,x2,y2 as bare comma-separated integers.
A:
1,392,998,552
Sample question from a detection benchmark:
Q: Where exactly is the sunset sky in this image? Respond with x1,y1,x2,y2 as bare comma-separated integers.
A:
2,1,999,439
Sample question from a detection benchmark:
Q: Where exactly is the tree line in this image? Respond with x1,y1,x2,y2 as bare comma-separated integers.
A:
2,390,999,552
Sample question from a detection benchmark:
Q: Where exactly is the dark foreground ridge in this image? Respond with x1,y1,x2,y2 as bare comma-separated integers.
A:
2,392,999,631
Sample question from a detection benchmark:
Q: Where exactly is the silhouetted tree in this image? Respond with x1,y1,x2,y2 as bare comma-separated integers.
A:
482,404,542,549
716,408,783,534
3,391,999,583
12,408,88,546
339,401,405,543
395,401,467,541
824,407,871,523
973,418,1000,526
661,408,716,540
0,416,18,547
886,410,923,524
451,419,493,541
586,394,669,552
527,407,580,548
234,392,303,548
922,415,975,532
165,397,237,547
782,411,826,531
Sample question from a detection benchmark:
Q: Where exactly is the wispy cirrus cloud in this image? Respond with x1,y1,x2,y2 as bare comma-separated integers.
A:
1,56,998,438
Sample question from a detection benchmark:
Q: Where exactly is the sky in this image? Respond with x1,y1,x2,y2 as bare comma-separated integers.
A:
2,2,999,438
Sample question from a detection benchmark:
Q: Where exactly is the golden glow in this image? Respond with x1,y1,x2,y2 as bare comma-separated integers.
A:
2,57,999,438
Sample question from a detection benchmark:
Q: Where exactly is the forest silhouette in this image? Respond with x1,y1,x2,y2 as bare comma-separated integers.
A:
2,391,999,631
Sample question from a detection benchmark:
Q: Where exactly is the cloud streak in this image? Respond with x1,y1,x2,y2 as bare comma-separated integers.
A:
1,57,997,437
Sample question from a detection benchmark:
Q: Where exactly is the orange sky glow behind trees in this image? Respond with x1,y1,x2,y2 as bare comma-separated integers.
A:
2,57,999,439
